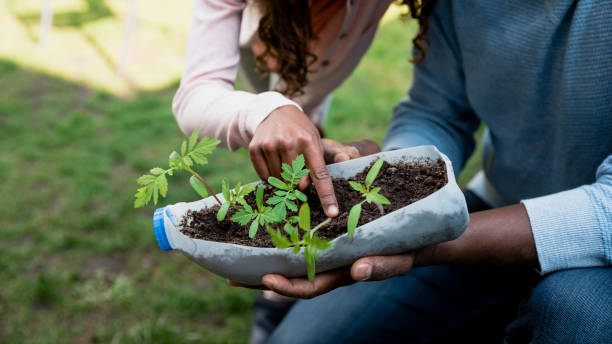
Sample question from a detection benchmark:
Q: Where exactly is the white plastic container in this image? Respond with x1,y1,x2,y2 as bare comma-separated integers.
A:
153,146,469,285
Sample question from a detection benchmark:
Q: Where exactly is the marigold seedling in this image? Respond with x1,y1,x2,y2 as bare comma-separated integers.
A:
134,129,221,208
346,157,390,238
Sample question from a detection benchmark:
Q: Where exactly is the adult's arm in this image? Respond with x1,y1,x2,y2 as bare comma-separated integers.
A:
383,1,480,174
521,155,612,274
254,156,612,298
172,0,301,151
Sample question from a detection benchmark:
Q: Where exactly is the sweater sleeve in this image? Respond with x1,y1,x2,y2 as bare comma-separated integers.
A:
382,1,480,175
521,155,612,274
172,0,302,151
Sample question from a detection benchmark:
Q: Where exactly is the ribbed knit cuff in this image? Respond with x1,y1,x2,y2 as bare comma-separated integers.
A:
522,187,604,275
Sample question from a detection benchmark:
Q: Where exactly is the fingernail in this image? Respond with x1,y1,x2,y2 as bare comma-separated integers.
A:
355,263,372,281
327,205,338,217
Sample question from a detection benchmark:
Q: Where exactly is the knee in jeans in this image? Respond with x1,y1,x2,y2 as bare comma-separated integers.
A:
523,268,612,343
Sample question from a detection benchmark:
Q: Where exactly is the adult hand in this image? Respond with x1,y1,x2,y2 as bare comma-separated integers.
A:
244,253,416,299
249,105,340,216
322,138,381,163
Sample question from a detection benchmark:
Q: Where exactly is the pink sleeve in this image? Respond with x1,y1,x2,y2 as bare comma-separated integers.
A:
172,0,302,151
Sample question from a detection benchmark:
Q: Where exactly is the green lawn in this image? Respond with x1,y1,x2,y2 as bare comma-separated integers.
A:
0,3,481,343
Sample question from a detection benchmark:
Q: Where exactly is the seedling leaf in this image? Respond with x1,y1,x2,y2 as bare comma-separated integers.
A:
256,184,264,211
349,181,364,193
268,177,289,190
189,175,209,198
188,129,198,151
249,218,259,238
267,227,291,249
299,203,310,230
365,157,385,188
222,178,230,201
366,191,390,205
231,209,256,225
217,202,230,221
292,154,305,173
347,203,362,238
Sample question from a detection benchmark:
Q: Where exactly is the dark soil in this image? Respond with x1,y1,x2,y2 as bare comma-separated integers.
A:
179,158,447,248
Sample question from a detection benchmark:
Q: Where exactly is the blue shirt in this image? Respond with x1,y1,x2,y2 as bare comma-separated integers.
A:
384,0,612,274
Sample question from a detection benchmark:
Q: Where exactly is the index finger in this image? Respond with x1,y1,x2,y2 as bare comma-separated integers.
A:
304,144,339,218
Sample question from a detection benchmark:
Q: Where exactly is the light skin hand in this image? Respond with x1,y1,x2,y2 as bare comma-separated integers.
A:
230,203,539,299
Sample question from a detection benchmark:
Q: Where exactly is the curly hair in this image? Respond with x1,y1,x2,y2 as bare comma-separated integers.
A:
255,0,437,98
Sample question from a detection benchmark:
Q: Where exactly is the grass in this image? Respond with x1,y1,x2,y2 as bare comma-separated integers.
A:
0,2,482,343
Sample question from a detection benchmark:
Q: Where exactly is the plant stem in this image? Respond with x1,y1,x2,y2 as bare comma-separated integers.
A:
185,168,222,205
310,218,332,238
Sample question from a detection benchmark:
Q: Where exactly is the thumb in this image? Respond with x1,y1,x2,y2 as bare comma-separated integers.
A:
350,254,415,281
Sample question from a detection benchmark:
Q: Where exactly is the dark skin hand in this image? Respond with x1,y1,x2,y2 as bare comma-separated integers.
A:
229,203,539,299
249,105,380,218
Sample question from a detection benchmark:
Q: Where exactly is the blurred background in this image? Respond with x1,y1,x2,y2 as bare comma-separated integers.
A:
0,1,481,343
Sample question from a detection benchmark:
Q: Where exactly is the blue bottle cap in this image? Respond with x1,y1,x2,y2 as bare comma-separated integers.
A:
153,207,172,251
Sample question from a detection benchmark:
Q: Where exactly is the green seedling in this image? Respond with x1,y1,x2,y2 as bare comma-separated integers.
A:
216,178,256,222
230,184,282,238
134,129,221,208
266,155,309,220
136,136,335,282
346,157,390,238
267,203,332,281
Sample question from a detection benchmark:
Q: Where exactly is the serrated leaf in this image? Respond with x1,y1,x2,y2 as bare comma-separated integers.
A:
267,227,291,249
221,178,230,201
217,202,230,221
366,191,391,205
280,171,293,182
137,174,156,186
183,156,193,167
292,154,305,173
284,223,297,235
262,207,282,224
231,209,256,226
157,173,168,197
286,200,298,212
349,181,364,192
249,218,259,238
294,190,307,202
189,175,208,198
365,157,385,188
275,190,287,197
347,203,362,239
181,140,187,156
150,167,165,175
268,177,289,190
266,196,284,205
188,129,199,151
282,163,293,175
311,235,332,251
286,193,297,200
256,184,264,211
190,153,208,165
294,169,310,179
288,216,299,224
169,151,181,165
272,202,286,220
134,187,147,208
238,183,256,197
299,203,310,230
193,136,220,155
